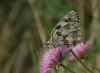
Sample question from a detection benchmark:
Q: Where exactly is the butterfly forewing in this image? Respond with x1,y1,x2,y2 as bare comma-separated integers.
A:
45,10,81,48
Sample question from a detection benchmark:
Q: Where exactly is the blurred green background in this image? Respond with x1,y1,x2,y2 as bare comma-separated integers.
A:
0,0,100,73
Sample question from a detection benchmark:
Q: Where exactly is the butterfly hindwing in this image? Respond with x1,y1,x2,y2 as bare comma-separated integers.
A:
45,10,81,47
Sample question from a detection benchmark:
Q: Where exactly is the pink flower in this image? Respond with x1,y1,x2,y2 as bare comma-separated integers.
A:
40,45,73,73
69,41,90,60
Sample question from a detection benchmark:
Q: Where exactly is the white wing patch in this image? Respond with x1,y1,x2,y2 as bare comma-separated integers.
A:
45,10,81,48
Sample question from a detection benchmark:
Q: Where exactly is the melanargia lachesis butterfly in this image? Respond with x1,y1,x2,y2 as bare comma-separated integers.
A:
45,10,81,48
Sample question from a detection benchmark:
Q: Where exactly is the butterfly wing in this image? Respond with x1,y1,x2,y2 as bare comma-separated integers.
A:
47,10,81,47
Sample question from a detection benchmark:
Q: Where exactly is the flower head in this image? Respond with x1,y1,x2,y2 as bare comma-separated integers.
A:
69,41,90,60
40,45,73,73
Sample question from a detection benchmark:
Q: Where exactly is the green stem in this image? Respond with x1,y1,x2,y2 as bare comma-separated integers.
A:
70,49,93,73
95,67,100,72
89,60,100,72
60,63,76,73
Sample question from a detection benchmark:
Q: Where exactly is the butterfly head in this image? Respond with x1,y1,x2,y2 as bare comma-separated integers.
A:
44,41,55,48
44,41,49,45
44,41,51,48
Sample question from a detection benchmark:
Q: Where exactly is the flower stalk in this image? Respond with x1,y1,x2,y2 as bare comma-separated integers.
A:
60,63,75,73
70,49,93,73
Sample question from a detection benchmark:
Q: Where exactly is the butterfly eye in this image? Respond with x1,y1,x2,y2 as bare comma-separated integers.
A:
45,42,49,45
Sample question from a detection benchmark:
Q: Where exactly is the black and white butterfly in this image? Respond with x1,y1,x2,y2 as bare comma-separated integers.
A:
45,10,81,48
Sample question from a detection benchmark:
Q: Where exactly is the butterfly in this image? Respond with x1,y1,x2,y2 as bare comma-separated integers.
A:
45,10,81,48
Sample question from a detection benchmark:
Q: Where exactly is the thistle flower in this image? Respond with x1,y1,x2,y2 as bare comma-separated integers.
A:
69,41,90,60
40,45,73,73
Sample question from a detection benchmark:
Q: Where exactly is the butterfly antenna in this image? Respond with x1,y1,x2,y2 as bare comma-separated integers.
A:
37,43,45,55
